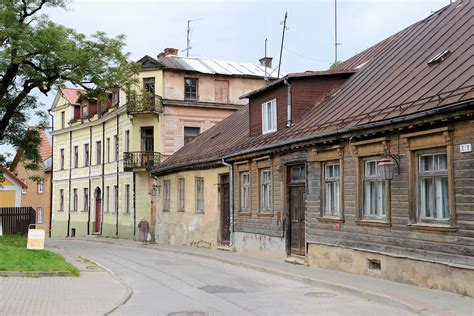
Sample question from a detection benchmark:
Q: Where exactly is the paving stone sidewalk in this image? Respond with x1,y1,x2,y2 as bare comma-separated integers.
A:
78,236,474,316
0,246,130,316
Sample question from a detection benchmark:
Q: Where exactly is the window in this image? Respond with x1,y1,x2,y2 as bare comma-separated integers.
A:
418,153,449,220
260,169,272,212
163,180,171,211
59,189,64,211
84,144,90,167
195,178,204,213
141,127,154,152
125,130,130,152
215,80,229,103
262,99,277,134
184,78,198,100
37,207,43,224
38,180,44,193
21,179,27,194
96,141,102,165
105,186,110,212
106,138,110,163
184,127,200,145
363,160,385,218
73,188,78,211
112,89,120,106
60,148,65,170
240,172,250,212
143,77,155,94
61,111,65,129
82,105,89,118
114,135,118,161
114,186,119,213
73,145,79,168
83,188,89,211
324,164,341,216
125,184,130,213
178,178,185,211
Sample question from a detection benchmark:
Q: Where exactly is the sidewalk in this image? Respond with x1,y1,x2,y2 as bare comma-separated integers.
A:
0,245,131,316
77,236,473,316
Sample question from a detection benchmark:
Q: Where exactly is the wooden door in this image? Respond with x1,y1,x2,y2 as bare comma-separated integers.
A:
289,185,305,256
95,197,101,233
220,175,230,244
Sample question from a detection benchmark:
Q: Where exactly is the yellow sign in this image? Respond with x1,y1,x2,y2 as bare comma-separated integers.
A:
27,229,45,250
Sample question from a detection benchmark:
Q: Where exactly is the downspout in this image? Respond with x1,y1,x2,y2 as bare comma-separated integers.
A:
284,79,292,127
67,130,72,237
100,122,105,234
87,126,92,234
48,110,54,238
116,114,119,236
133,172,136,237
221,158,234,247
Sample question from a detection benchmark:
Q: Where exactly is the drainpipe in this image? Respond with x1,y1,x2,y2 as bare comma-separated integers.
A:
100,122,105,234
284,79,292,127
116,114,119,236
67,130,72,237
87,126,92,234
48,110,54,238
221,158,234,247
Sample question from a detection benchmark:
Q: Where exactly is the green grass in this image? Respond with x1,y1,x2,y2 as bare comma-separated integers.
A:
0,235,79,276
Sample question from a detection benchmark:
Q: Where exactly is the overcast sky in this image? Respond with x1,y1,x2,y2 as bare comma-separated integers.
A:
2,0,452,157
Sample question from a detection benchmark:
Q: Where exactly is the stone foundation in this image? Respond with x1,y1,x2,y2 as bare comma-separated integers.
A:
234,232,286,259
307,243,474,297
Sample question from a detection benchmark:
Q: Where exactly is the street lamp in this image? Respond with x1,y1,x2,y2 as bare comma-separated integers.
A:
378,156,398,180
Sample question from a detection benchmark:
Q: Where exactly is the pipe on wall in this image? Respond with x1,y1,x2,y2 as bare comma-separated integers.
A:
284,79,292,127
48,110,54,238
66,130,72,237
221,158,234,247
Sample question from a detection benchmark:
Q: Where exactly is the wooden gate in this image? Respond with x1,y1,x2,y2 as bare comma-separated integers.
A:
0,207,36,235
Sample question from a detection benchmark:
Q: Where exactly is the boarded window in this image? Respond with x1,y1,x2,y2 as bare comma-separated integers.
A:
184,78,198,100
363,160,385,218
262,100,277,134
215,80,229,103
178,178,185,211
184,127,200,145
240,172,250,212
260,169,272,212
196,178,204,213
324,163,340,216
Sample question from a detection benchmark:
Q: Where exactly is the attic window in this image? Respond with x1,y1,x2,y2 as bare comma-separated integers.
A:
427,50,451,66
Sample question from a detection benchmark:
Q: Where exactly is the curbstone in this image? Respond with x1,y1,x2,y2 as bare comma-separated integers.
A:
0,270,73,277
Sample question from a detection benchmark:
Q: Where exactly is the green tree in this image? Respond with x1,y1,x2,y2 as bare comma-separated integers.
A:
0,0,138,171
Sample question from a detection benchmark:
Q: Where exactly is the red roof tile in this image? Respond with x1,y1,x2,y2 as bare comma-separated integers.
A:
61,88,84,105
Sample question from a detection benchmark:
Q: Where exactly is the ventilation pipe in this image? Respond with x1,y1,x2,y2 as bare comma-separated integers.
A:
221,158,234,247
284,79,292,127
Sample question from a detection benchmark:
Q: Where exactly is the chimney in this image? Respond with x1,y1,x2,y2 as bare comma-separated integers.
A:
259,57,273,69
157,47,179,59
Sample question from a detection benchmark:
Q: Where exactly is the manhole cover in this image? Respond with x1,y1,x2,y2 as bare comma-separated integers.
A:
304,291,337,298
167,312,207,316
199,285,244,294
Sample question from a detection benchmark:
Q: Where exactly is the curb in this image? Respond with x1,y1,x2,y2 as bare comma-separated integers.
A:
0,270,73,277
62,238,425,314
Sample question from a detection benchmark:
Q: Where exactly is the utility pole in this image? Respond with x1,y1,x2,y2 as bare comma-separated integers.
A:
184,19,203,57
277,12,289,79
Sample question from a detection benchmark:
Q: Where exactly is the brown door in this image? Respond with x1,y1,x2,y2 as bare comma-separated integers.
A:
95,197,101,233
288,165,306,256
220,175,230,244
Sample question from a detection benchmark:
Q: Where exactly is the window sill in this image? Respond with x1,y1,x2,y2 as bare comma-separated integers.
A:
408,223,457,233
162,209,170,213
317,216,344,224
195,211,205,215
257,212,274,218
238,212,252,217
177,209,185,213
355,220,391,228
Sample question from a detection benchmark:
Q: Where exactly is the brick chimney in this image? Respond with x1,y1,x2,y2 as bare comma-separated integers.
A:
157,48,179,59
259,57,273,69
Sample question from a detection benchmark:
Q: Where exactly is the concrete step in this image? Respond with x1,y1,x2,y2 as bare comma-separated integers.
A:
285,256,308,266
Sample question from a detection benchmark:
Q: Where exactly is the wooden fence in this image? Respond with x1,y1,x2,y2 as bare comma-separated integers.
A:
0,207,36,235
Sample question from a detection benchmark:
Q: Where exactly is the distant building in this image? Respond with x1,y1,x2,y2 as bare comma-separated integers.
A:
0,167,27,208
50,49,277,239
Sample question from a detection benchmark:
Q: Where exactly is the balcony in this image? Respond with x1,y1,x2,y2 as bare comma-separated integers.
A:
123,151,161,172
126,93,162,116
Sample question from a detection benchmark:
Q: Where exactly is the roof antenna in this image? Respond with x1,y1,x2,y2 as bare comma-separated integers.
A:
277,12,289,79
183,18,203,57
334,0,341,63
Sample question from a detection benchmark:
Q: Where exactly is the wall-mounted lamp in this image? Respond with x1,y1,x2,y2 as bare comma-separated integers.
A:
149,184,160,197
378,153,401,181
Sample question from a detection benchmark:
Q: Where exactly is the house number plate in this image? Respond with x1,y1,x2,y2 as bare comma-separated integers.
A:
460,143,472,153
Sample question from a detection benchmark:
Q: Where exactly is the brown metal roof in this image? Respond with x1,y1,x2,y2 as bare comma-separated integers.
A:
153,0,474,174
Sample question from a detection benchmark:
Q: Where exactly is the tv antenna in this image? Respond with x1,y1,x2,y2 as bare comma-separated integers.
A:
183,18,203,57
277,12,289,78
334,0,341,63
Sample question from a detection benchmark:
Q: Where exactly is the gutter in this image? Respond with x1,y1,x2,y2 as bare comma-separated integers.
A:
284,79,292,127
221,158,234,247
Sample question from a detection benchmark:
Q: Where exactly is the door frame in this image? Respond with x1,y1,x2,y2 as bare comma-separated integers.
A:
285,163,307,257
219,173,230,245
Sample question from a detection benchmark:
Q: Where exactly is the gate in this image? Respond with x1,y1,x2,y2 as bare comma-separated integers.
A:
0,207,36,235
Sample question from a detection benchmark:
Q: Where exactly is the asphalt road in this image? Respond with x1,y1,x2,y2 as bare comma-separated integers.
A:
50,239,410,316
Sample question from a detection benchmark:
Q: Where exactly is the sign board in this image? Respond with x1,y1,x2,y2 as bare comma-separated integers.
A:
460,144,472,153
0,221,2,236
27,229,45,250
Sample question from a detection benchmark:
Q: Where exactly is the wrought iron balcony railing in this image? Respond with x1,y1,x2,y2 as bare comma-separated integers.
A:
123,151,161,172
126,94,162,115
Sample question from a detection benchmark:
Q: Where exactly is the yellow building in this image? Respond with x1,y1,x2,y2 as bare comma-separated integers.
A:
0,167,27,207
50,48,274,239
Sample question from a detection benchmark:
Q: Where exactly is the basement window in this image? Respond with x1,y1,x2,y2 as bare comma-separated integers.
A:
368,259,381,271
427,50,451,66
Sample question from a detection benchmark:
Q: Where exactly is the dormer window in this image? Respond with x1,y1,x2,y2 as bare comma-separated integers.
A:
262,99,277,134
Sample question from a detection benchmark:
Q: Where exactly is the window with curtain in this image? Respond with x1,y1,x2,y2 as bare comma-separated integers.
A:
324,163,340,216
418,153,449,220
260,169,272,212
240,172,250,212
261,100,277,134
363,160,385,218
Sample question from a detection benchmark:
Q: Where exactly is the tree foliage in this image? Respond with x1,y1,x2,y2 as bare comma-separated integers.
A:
0,0,138,171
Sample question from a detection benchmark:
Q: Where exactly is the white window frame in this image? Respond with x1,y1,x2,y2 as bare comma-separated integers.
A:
260,169,272,212
37,180,44,193
363,159,386,219
262,99,277,134
37,207,43,224
323,163,341,216
21,179,27,194
240,172,250,212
